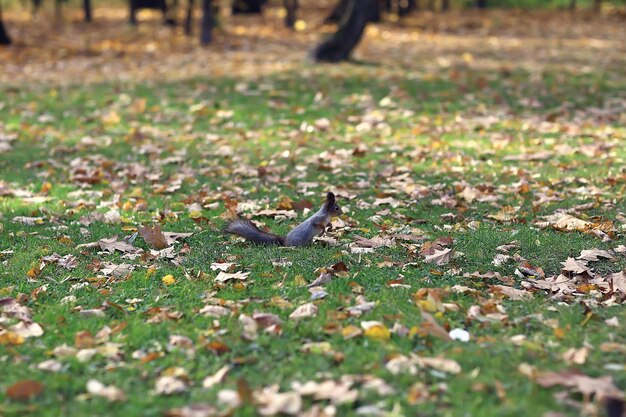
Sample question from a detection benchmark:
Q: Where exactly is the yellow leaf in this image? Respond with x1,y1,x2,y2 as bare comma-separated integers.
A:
341,325,363,340
0,331,25,345
294,20,307,32
40,182,52,194
364,325,390,341
162,275,176,286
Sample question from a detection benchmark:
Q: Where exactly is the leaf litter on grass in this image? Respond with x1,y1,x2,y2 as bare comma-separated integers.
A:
1,5,626,417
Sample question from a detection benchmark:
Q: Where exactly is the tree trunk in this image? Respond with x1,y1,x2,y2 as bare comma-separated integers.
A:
284,0,297,28
324,0,347,23
568,0,576,11
200,0,214,44
441,0,450,12
312,0,376,63
399,0,415,15
474,0,486,9
0,2,10,45
185,0,194,34
84,0,92,21
129,0,138,24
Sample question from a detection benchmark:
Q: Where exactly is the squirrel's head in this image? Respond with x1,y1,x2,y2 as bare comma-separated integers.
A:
324,192,342,216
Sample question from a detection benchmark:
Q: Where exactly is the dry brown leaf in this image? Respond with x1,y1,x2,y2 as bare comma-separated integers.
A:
562,347,589,365
86,379,126,402
139,224,168,249
202,366,230,389
423,248,454,265
96,236,141,254
255,386,302,415
165,404,217,417
7,380,44,401
9,321,44,338
214,271,249,283
490,285,533,300
155,376,188,395
577,249,615,262
414,355,462,374
608,270,626,294
535,370,623,400
561,257,592,275
420,311,452,341
289,303,318,320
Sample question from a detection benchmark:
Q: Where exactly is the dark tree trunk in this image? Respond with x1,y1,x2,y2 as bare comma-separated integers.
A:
0,3,10,45
232,0,263,14
312,0,377,63
569,0,576,10
129,0,138,24
284,0,297,28
185,0,194,34
200,0,214,44
441,0,450,12
84,0,92,21
427,0,435,11
324,0,348,23
474,0,486,9
399,0,415,15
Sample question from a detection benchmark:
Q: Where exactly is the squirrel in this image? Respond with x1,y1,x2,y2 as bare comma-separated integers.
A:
223,192,342,247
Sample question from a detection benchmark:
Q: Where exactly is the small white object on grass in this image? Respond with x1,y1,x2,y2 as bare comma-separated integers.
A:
448,328,470,342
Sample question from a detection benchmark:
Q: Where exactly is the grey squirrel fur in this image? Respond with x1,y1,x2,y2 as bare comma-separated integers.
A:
223,192,342,247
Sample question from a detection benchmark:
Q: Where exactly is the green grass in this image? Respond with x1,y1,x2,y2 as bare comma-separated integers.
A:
1,60,626,417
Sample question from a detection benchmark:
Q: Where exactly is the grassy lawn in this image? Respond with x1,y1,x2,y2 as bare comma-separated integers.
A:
1,7,626,417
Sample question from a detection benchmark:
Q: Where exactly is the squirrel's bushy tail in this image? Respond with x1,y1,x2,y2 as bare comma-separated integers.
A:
223,219,285,245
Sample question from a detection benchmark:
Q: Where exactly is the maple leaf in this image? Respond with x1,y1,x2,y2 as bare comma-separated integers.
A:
138,224,168,249
561,257,592,276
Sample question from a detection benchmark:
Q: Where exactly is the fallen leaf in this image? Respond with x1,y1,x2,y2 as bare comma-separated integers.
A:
289,303,318,320
215,271,250,283
139,224,168,249
86,379,126,402
578,249,615,262
7,380,44,401
202,366,230,389
424,248,454,265
535,370,623,399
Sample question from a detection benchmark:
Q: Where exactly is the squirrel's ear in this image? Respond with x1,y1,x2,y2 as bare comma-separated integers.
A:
326,192,336,204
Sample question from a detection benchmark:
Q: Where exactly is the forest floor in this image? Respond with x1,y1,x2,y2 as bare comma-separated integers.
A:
1,5,626,417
